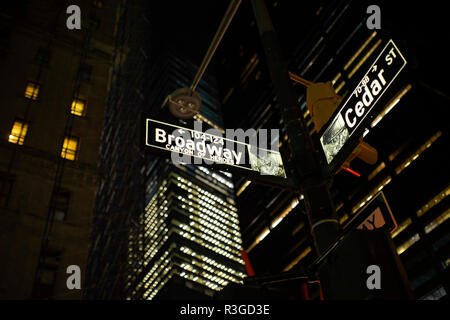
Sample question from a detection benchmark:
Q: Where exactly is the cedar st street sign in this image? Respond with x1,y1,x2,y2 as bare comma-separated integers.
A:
320,39,407,166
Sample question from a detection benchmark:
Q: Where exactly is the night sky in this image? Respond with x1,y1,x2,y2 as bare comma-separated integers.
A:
149,1,229,64
148,1,450,97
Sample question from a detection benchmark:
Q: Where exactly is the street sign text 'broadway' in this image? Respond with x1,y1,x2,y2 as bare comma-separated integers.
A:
145,119,287,178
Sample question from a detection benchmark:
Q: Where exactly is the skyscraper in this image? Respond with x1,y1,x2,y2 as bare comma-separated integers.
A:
85,0,246,300
132,161,245,300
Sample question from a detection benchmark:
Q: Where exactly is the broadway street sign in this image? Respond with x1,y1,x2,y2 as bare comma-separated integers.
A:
144,118,287,179
320,39,407,170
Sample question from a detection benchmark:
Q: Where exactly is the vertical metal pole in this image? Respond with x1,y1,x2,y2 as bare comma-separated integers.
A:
249,0,340,272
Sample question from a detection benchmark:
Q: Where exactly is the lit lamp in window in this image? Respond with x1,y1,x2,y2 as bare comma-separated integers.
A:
24,82,40,100
9,120,28,145
71,98,86,116
61,136,79,160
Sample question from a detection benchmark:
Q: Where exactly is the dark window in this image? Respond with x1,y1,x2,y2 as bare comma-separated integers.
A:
34,47,51,66
52,190,70,221
432,232,450,252
79,64,92,83
40,267,56,286
0,173,14,207
92,0,103,8
410,268,437,290
33,242,62,299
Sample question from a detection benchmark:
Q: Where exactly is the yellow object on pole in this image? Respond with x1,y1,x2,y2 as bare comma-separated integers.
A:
306,81,342,132
339,138,378,174
295,76,378,173
354,141,378,165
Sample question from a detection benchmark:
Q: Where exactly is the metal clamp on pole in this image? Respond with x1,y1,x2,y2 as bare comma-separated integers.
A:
311,218,339,231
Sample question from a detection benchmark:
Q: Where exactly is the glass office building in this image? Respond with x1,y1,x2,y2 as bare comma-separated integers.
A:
129,161,245,299
85,0,245,300
215,0,449,299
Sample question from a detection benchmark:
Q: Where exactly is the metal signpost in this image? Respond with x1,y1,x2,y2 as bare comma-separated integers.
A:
319,40,407,173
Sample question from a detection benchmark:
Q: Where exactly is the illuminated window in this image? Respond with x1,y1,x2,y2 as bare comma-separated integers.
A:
71,98,86,116
352,176,392,213
61,136,79,160
240,53,259,84
442,257,450,270
339,213,349,225
8,119,28,145
343,31,377,71
283,246,312,271
222,87,234,104
391,218,412,239
397,233,420,255
291,221,305,236
332,72,341,85
24,82,40,100
335,80,346,93
236,180,251,197
417,184,450,217
389,144,406,162
396,131,442,175
368,162,385,181
348,38,382,79
424,209,450,234
370,84,412,129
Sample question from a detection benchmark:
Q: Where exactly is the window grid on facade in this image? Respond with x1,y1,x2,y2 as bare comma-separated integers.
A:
24,81,40,100
61,136,79,160
8,119,28,145
133,171,245,300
